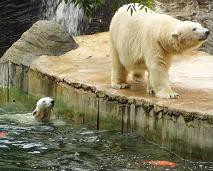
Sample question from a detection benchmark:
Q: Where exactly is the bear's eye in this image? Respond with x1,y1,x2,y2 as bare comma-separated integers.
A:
192,28,196,31
42,100,45,103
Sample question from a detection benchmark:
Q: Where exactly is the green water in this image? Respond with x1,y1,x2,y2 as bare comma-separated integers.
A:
0,87,213,171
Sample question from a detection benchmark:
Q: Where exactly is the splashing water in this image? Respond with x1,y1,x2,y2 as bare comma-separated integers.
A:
42,0,85,36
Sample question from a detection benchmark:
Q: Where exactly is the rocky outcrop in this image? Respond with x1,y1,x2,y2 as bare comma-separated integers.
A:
0,0,42,57
41,0,127,35
0,20,78,66
154,0,213,54
41,0,115,35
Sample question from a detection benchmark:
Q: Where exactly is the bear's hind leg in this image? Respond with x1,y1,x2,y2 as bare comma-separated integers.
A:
146,72,154,94
111,46,129,89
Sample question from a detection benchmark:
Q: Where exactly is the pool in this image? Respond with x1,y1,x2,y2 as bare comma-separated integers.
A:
0,87,212,171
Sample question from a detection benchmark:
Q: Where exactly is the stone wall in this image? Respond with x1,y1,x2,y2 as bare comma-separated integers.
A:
154,0,213,54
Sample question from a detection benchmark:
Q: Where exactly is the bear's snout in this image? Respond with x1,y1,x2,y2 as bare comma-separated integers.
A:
205,29,210,36
199,28,210,41
50,100,55,106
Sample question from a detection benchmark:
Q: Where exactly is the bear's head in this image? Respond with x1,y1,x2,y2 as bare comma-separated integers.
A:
171,21,210,52
32,97,55,122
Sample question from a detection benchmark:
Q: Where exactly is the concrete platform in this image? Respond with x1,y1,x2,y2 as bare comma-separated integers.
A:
1,32,213,160
30,32,213,118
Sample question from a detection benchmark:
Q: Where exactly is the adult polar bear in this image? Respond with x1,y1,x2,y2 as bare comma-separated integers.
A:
110,4,210,99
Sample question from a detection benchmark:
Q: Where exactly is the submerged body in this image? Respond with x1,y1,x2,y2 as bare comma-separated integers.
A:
0,97,56,125
110,4,209,98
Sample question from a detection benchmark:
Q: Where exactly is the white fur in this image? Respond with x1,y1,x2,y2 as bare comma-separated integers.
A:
0,97,55,125
110,4,209,98
32,97,55,122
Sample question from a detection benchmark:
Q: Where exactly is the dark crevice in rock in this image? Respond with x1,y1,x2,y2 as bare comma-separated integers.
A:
0,0,42,57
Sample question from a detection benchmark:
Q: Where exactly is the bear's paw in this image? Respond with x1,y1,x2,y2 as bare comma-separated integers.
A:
112,83,130,89
156,89,180,99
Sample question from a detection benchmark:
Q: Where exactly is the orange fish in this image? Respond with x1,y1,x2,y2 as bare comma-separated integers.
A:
143,160,177,167
0,132,7,138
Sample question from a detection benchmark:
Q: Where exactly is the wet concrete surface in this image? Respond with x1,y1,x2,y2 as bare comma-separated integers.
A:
30,32,213,119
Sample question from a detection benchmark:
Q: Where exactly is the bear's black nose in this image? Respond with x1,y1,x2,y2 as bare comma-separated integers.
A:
205,29,210,36
51,100,55,104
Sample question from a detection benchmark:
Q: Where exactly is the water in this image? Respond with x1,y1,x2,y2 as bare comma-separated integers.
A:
42,0,85,36
0,88,213,171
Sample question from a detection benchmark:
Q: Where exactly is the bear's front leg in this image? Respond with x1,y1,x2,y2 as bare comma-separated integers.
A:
111,64,129,89
111,46,130,89
148,64,179,99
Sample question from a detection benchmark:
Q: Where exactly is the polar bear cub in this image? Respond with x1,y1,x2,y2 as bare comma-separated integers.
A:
32,97,55,122
110,3,210,99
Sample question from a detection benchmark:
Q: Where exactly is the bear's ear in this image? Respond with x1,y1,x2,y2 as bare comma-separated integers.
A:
171,30,179,38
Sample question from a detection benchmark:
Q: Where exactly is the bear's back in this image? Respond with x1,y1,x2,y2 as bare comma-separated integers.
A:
111,4,177,31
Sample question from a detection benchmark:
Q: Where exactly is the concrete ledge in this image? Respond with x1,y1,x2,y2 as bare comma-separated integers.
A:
0,32,213,160
30,33,213,121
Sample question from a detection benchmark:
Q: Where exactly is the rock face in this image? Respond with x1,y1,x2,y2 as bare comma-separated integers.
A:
41,0,116,36
0,0,42,57
85,0,138,35
0,20,78,66
154,0,213,54
84,0,115,35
